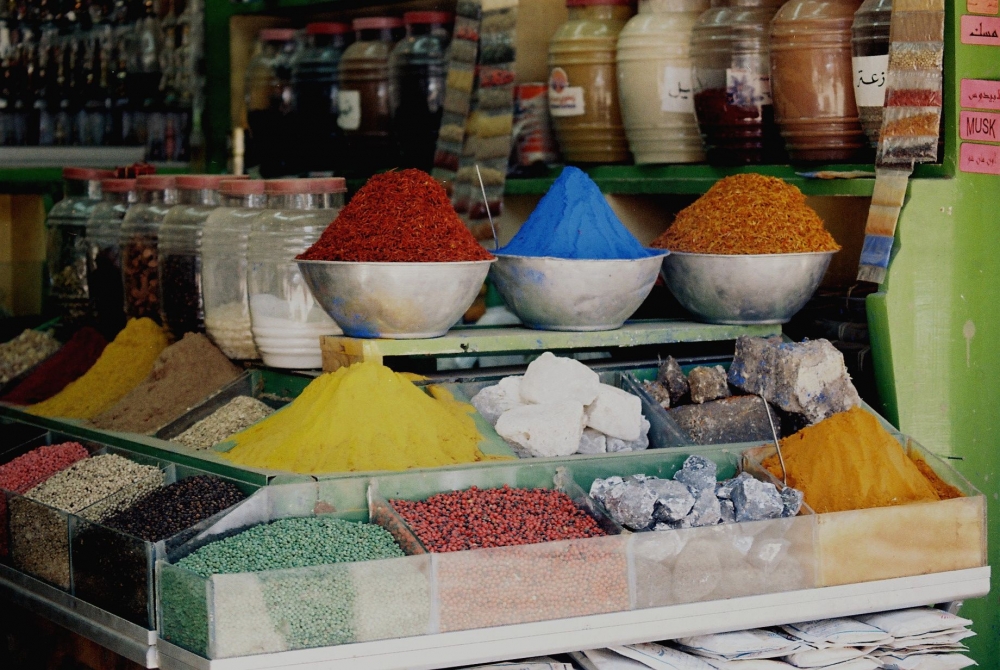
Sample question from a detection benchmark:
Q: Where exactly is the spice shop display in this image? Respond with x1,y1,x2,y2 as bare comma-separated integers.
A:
159,175,240,339
86,178,138,340
770,0,867,161
548,0,634,163
1,327,107,405
851,0,892,146
248,178,346,369
389,12,454,171
221,361,513,474
0,328,61,387
202,180,266,360
471,353,651,457
244,29,299,177
616,0,709,164
120,175,178,323
91,333,242,435
28,318,169,420
691,0,785,165
44,168,114,329
292,23,353,175
338,18,406,175
173,396,275,450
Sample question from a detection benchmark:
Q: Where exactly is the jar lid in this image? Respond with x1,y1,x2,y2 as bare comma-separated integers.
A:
353,17,404,31
566,0,632,6
63,167,115,181
100,178,137,193
259,28,297,42
221,179,266,195
265,177,347,195
176,174,248,190
306,22,351,35
404,11,454,25
136,175,177,190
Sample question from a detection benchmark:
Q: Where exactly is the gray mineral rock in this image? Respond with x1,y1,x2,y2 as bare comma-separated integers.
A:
732,476,785,522
688,366,731,404
668,396,779,445
657,356,690,405
673,455,718,493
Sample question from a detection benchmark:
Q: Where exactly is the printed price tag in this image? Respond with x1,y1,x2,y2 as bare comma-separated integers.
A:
853,55,889,107
960,111,1000,141
961,15,1000,45
961,79,1000,110
960,142,1000,174
661,66,695,113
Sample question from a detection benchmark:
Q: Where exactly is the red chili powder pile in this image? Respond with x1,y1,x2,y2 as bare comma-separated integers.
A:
1,327,107,405
298,169,494,262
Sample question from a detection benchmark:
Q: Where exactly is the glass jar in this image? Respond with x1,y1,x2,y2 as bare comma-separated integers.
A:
548,0,634,163
389,11,454,171
291,22,353,175
202,180,266,361
770,0,866,162
691,0,785,164
851,0,891,147
159,175,246,339
248,178,346,369
86,178,138,341
338,17,405,175
45,167,114,328
617,0,709,164
244,29,299,177
120,175,178,324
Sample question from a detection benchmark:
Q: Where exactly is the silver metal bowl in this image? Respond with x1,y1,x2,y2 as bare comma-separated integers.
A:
489,252,669,331
297,259,495,339
660,251,836,324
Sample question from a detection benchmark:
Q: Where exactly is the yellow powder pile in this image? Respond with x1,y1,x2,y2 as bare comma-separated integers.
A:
763,407,941,514
29,318,169,420
222,361,511,474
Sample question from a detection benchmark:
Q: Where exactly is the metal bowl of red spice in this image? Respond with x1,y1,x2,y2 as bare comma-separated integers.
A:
297,259,495,339
660,251,836,325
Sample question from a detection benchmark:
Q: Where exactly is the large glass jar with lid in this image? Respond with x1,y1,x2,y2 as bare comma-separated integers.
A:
159,175,247,339
248,178,346,369
770,0,866,161
202,180,267,361
851,0,891,147
548,0,634,164
120,175,178,324
389,11,454,171
45,167,114,329
338,17,405,175
617,0,710,164
86,178,138,341
691,0,785,164
244,28,299,177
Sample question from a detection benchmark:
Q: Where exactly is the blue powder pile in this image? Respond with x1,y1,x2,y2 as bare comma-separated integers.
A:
498,167,661,260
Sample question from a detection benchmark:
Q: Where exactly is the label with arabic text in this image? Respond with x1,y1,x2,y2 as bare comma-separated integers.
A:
961,79,1000,110
967,0,998,14
337,90,361,130
660,66,695,113
960,142,1000,175
852,55,889,107
961,15,1000,45
726,69,771,107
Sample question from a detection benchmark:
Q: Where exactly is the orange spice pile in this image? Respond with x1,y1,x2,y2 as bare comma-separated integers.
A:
651,174,841,255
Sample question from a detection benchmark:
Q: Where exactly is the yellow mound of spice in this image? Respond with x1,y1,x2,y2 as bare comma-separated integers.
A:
763,407,943,514
29,318,169,420
222,361,511,474
651,174,841,254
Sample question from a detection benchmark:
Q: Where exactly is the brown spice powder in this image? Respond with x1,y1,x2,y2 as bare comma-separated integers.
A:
91,333,241,434
651,174,841,255
912,456,963,500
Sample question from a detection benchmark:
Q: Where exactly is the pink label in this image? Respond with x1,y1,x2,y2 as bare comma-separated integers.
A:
961,79,1000,110
960,142,1000,174
961,15,1000,44
960,111,1000,141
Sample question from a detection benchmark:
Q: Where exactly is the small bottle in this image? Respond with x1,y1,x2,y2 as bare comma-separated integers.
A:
248,178,346,369
120,174,177,323
87,178,138,340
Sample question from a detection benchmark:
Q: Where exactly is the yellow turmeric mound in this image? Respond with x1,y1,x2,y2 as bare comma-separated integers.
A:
223,361,510,474
29,318,169,420
763,407,941,513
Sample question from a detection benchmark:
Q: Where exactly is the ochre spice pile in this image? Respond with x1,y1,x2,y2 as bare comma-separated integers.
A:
651,174,841,255
298,169,494,262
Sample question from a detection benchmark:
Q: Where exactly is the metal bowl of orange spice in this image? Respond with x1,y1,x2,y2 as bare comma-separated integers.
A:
651,174,840,325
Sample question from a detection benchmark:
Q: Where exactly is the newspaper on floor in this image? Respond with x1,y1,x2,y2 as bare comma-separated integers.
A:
780,618,893,647
459,658,574,670
783,645,878,668
856,609,973,638
877,653,977,670
675,630,808,661
609,643,719,669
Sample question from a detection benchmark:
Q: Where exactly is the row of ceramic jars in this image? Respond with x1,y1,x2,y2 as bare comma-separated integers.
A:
549,0,874,165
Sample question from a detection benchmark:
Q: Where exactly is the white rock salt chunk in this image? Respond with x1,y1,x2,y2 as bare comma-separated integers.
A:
577,428,608,454
494,401,586,458
519,352,600,405
470,376,525,425
585,383,642,440
607,416,651,453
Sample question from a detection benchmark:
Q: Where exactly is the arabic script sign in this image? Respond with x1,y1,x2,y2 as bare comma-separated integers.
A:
960,142,1000,175
961,15,1000,45
961,79,1000,110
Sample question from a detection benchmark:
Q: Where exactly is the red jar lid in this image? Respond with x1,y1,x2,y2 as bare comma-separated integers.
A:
136,175,177,190
63,167,115,181
352,17,404,31
176,174,247,190
265,177,347,195
100,178,137,193
306,22,351,35
259,28,297,42
404,11,454,25
221,179,266,195
566,0,632,6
